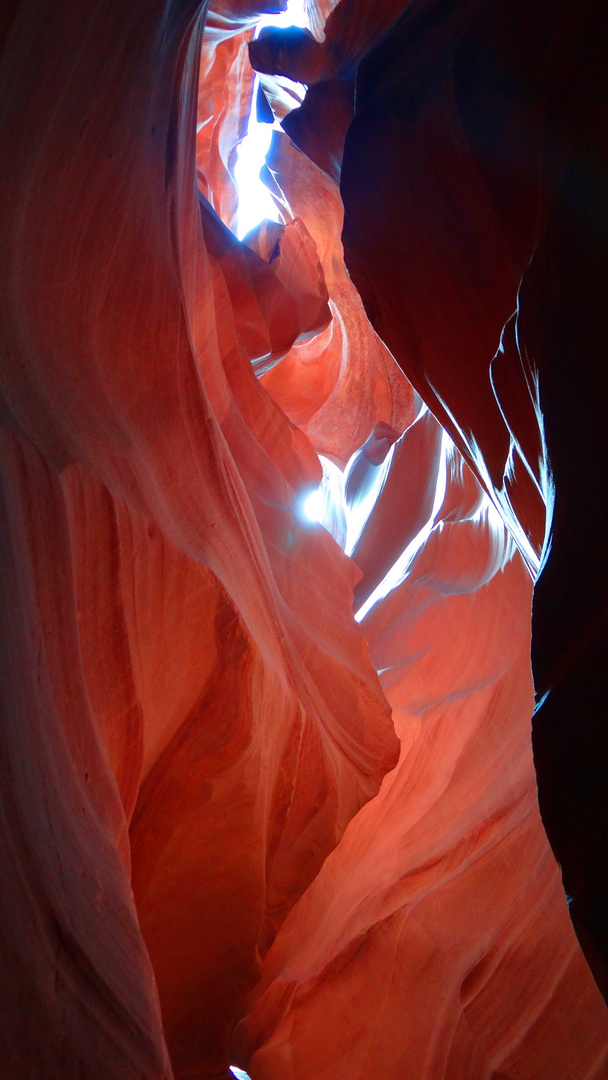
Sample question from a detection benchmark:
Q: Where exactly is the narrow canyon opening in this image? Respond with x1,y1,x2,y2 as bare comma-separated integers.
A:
1,0,607,1077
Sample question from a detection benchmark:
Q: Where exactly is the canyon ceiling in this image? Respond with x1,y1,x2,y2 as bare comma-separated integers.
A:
0,0,607,1077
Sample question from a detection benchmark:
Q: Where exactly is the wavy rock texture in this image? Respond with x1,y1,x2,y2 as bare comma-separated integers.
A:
338,0,608,992
197,16,255,230
0,2,396,1076
0,0,607,1079
259,132,415,463
234,436,608,1080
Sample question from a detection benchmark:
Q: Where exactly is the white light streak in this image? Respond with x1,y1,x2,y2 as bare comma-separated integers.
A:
234,105,277,239
234,0,309,239
354,429,450,622
343,443,396,557
301,487,325,523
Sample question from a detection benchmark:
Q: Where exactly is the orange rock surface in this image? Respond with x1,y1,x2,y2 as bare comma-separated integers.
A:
234,435,608,1079
259,132,415,463
0,0,606,1078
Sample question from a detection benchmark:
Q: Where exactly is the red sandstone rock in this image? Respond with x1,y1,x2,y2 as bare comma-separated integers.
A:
260,132,414,463
0,2,396,1076
339,0,608,988
250,0,413,83
197,25,255,231
201,198,331,370
235,487,608,1079
281,80,354,184
0,1,607,1078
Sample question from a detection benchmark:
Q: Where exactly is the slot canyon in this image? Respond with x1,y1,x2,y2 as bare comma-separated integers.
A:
1,0,608,1076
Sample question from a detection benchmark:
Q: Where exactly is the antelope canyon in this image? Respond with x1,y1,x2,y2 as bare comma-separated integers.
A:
0,0,607,1077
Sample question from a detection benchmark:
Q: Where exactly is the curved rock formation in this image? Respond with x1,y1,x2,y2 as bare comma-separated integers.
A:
259,131,415,463
0,0,607,1076
0,3,396,1075
234,444,608,1080
338,0,608,992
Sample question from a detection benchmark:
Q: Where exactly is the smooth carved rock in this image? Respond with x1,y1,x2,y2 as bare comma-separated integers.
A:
339,0,608,989
250,26,329,84
201,196,331,371
234,456,608,1080
197,27,255,231
1,0,607,1077
281,80,354,185
260,132,415,464
0,2,397,1076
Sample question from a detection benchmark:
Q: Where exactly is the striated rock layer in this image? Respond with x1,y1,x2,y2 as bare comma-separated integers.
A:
235,436,608,1079
0,2,396,1075
338,0,608,991
0,0,607,1078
